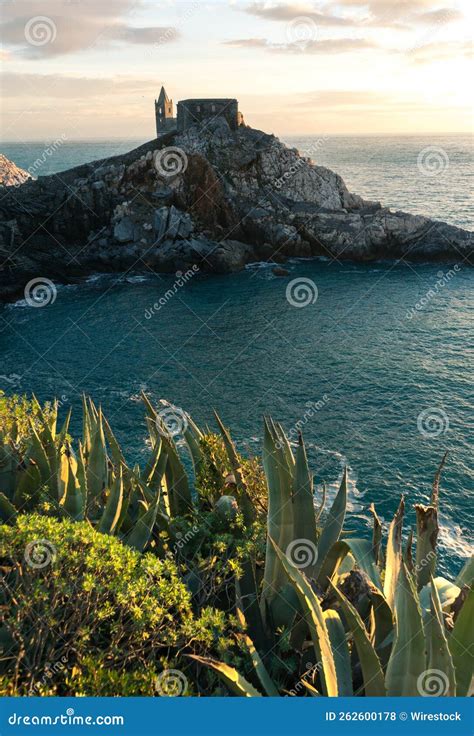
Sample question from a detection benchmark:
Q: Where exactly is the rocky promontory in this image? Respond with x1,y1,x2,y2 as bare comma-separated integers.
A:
0,155,32,188
0,123,472,301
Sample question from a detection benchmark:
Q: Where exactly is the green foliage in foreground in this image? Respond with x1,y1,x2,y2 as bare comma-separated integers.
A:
0,514,239,695
0,393,472,697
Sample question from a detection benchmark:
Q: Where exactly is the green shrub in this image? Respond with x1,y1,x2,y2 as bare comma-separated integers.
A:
0,514,240,695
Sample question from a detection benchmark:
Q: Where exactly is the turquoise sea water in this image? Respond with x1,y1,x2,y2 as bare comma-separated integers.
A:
1,136,473,574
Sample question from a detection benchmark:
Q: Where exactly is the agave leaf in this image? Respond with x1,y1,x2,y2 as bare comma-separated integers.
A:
330,582,386,696
236,564,270,654
431,450,448,508
261,418,283,609
188,654,262,696
183,420,204,477
61,449,85,521
323,609,353,696
162,435,193,516
0,443,18,500
98,467,124,534
419,577,461,617
81,394,92,456
214,411,255,526
385,562,426,696
27,422,50,485
125,494,159,552
301,680,321,696
448,586,474,697
414,503,438,590
272,539,338,696
102,413,127,469
424,576,456,695
13,459,42,510
369,503,383,566
454,556,474,588
383,496,405,611
292,435,318,580
57,446,69,505
315,468,347,575
317,538,382,592
0,492,17,523
56,407,72,449
86,407,108,510
368,587,393,655
235,606,279,696
315,481,327,523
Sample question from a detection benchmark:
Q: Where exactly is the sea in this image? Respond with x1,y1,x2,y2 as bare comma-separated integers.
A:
1,134,472,575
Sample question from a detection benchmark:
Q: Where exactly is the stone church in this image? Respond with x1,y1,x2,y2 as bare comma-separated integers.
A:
155,87,244,136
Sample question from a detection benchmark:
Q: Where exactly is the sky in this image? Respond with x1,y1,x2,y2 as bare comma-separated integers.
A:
1,0,473,141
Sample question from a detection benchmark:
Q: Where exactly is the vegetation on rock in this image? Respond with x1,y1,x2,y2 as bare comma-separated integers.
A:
0,392,472,696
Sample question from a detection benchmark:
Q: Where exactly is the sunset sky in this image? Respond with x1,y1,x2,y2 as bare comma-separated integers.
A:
1,0,472,141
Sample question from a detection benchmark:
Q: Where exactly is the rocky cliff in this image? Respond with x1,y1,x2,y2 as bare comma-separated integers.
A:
0,155,32,188
0,122,472,301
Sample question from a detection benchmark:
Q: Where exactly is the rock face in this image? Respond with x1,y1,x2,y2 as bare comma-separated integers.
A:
0,124,472,301
0,154,33,188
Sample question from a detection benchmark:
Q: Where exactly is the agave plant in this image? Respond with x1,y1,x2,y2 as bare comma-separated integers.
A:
0,393,472,696
0,394,204,552
190,421,473,697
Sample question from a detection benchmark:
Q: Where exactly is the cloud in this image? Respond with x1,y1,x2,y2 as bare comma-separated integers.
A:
224,37,378,54
0,0,179,58
242,2,353,27
241,0,463,30
407,39,473,63
1,72,158,98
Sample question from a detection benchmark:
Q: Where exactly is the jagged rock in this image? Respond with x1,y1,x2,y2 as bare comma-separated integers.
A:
0,124,471,302
0,154,33,188
113,216,135,243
